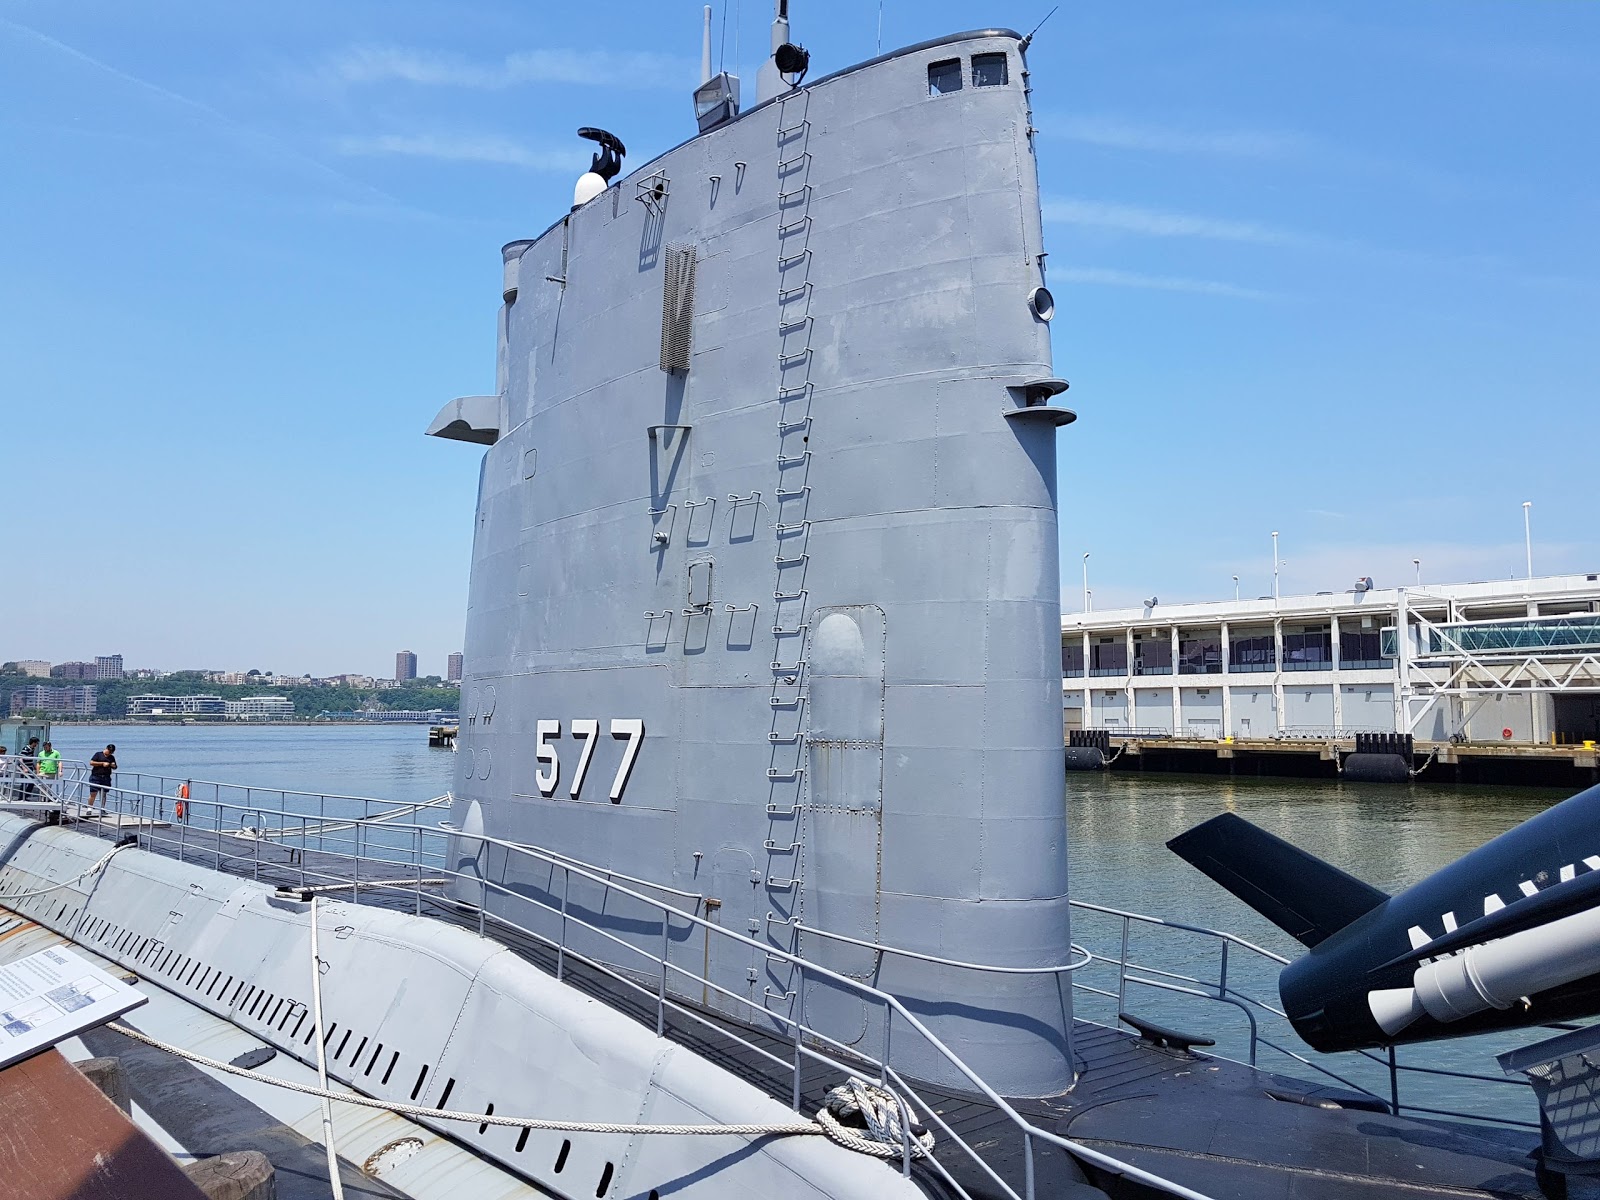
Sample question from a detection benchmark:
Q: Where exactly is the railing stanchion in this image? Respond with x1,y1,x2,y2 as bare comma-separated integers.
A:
1117,915,1131,1015
791,1018,803,1113
658,915,670,1036
415,825,423,916
1024,1131,1036,1200
557,868,570,982
1389,1044,1401,1116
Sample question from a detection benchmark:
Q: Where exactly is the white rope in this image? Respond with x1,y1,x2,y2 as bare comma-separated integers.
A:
816,1079,936,1160
2,842,132,901
101,1020,930,1161
309,896,346,1200
296,879,448,894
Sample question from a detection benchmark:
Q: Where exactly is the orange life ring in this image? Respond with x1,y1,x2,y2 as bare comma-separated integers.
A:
177,782,190,819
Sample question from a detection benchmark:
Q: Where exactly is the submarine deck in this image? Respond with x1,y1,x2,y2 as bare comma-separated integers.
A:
55,817,1574,1200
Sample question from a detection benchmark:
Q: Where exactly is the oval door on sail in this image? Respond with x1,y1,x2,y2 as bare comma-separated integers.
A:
793,606,884,1043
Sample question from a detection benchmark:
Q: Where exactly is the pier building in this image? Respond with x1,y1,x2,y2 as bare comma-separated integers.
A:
1063,573,1600,748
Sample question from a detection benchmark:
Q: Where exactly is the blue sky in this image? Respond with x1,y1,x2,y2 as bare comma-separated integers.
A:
2,1,1595,676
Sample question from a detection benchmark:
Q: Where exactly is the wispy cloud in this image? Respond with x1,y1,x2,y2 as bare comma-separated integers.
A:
1043,197,1313,248
326,46,697,90
334,133,588,172
1053,266,1279,302
1046,115,1304,160
0,16,423,217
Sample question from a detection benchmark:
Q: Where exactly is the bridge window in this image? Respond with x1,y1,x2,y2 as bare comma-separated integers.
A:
972,53,1008,87
928,58,962,95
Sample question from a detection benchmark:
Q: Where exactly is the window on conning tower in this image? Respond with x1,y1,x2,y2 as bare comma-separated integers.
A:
972,53,1008,88
928,59,962,95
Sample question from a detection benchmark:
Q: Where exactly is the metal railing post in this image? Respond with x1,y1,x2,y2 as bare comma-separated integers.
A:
557,868,570,982
1117,915,1131,1014
1388,1044,1401,1115
1024,1131,1036,1200
657,915,670,1035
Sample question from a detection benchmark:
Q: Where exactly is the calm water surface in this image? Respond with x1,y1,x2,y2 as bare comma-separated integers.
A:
46,725,1578,1124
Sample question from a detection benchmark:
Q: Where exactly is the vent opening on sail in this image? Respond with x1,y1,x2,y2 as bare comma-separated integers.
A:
659,244,697,373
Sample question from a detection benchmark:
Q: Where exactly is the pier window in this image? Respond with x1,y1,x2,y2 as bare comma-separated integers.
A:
1283,627,1332,672
972,53,1009,87
1089,637,1127,676
1133,635,1172,676
928,59,963,95
1340,626,1385,670
1179,632,1222,675
1229,633,1276,673
1061,641,1085,678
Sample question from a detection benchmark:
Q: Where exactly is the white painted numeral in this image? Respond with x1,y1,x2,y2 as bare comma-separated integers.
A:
569,719,599,797
535,719,560,795
609,719,644,802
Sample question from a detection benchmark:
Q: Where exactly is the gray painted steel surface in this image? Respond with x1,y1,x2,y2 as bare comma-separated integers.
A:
0,814,923,1200
442,31,1075,1098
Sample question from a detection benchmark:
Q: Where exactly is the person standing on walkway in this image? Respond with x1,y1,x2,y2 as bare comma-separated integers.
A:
87,743,117,810
17,738,40,803
36,741,61,800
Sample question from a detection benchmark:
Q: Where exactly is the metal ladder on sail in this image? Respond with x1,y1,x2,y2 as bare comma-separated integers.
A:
762,86,815,1017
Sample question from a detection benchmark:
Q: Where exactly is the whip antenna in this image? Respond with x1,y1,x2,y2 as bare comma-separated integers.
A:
1020,4,1059,50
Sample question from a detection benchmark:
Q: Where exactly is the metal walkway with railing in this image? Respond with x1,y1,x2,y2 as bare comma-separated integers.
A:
0,761,1554,1199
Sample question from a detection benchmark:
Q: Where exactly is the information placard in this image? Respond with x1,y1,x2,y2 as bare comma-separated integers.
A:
0,945,146,1069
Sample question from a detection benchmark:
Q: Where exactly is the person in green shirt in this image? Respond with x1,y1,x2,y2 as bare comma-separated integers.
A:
37,742,61,781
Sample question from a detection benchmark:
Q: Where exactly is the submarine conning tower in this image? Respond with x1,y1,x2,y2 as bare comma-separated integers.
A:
433,25,1077,1099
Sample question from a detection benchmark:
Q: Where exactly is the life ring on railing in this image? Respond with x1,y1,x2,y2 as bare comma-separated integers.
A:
176,782,189,820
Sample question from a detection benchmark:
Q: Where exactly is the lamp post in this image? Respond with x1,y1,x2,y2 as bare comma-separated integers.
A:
1523,501,1533,579
1082,552,1091,612
1413,558,1421,586
1232,575,1239,602
1271,531,1281,602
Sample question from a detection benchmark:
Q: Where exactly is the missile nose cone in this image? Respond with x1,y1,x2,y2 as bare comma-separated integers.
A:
1369,986,1426,1036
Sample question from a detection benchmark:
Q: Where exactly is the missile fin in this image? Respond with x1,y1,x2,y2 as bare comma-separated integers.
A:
1168,813,1388,948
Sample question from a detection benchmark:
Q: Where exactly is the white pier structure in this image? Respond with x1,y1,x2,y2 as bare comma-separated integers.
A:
1062,573,1600,744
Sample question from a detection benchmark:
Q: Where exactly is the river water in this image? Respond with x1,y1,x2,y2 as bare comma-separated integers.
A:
44,724,1579,1127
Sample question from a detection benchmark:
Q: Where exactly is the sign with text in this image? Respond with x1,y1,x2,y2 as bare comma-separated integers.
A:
0,945,146,1069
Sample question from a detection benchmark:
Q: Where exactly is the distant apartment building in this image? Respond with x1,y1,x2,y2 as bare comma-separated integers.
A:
395,650,418,681
95,655,124,680
326,673,376,688
4,661,51,678
51,661,96,680
125,694,227,717
9,685,97,717
447,652,463,682
224,696,295,719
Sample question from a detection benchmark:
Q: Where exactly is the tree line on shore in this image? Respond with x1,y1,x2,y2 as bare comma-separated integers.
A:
0,669,461,719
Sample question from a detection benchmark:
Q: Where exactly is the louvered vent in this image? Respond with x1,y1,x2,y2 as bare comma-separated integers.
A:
659,244,697,373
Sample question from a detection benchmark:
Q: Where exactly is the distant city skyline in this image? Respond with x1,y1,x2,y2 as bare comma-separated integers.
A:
2,649,460,685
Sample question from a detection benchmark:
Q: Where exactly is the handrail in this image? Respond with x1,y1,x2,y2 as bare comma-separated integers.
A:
440,821,708,906
794,921,1095,976
1066,899,1540,1131
1069,898,1292,965
9,776,1216,1200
